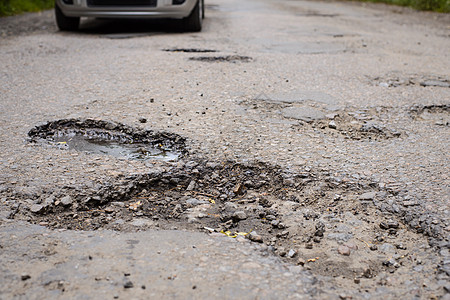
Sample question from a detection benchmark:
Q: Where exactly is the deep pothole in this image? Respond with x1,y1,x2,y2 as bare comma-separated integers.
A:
27,119,186,161
12,156,446,295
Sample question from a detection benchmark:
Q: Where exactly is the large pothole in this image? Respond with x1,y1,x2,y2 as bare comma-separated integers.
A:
12,155,447,297
6,118,446,297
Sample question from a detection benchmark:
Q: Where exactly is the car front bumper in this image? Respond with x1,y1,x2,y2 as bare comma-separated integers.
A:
56,0,197,19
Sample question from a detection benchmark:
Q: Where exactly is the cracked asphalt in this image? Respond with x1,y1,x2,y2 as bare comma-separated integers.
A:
0,0,449,298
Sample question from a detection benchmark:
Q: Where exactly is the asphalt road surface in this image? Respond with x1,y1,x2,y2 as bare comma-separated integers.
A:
0,0,449,299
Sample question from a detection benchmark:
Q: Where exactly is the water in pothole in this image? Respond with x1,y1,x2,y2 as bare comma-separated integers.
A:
52,133,179,161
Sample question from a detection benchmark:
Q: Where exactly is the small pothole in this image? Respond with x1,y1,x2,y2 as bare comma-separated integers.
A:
28,119,186,161
243,96,402,140
410,104,450,115
296,12,338,17
372,74,450,88
309,111,402,140
189,55,252,63
409,104,450,126
164,48,218,53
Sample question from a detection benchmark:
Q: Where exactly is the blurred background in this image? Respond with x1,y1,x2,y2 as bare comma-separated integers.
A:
0,0,449,17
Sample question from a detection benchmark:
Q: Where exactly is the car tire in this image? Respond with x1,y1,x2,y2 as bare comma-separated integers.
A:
55,2,80,31
201,0,205,19
182,0,203,32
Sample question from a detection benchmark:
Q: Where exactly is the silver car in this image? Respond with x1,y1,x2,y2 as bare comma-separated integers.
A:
55,0,204,32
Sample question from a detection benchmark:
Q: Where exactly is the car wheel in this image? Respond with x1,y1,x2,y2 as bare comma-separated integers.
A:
202,0,205,19
55,2,80,31
182,0,203,32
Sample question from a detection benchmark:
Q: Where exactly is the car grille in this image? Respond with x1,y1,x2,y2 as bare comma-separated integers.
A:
87,0,157,6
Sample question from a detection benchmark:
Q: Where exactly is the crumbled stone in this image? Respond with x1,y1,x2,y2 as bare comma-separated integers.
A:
277,222,286,229
186,198,207,206
338,245,351,256
277,247,287,257
233,211,247,221
380,220,399,230
247,231,263,243
359,192,376,201
362,268,373,278
233,183,244,195
60,195,73,206
30,204,45,214
186,180,196,191
277,230,289,238
266,215,276,221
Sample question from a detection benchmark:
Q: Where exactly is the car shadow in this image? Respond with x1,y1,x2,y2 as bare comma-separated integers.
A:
70,17,185,37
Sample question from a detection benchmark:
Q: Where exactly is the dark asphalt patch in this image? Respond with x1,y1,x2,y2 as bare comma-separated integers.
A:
164,48,218,53
189,55,252,63
420,80,450,88
296,13,338,17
